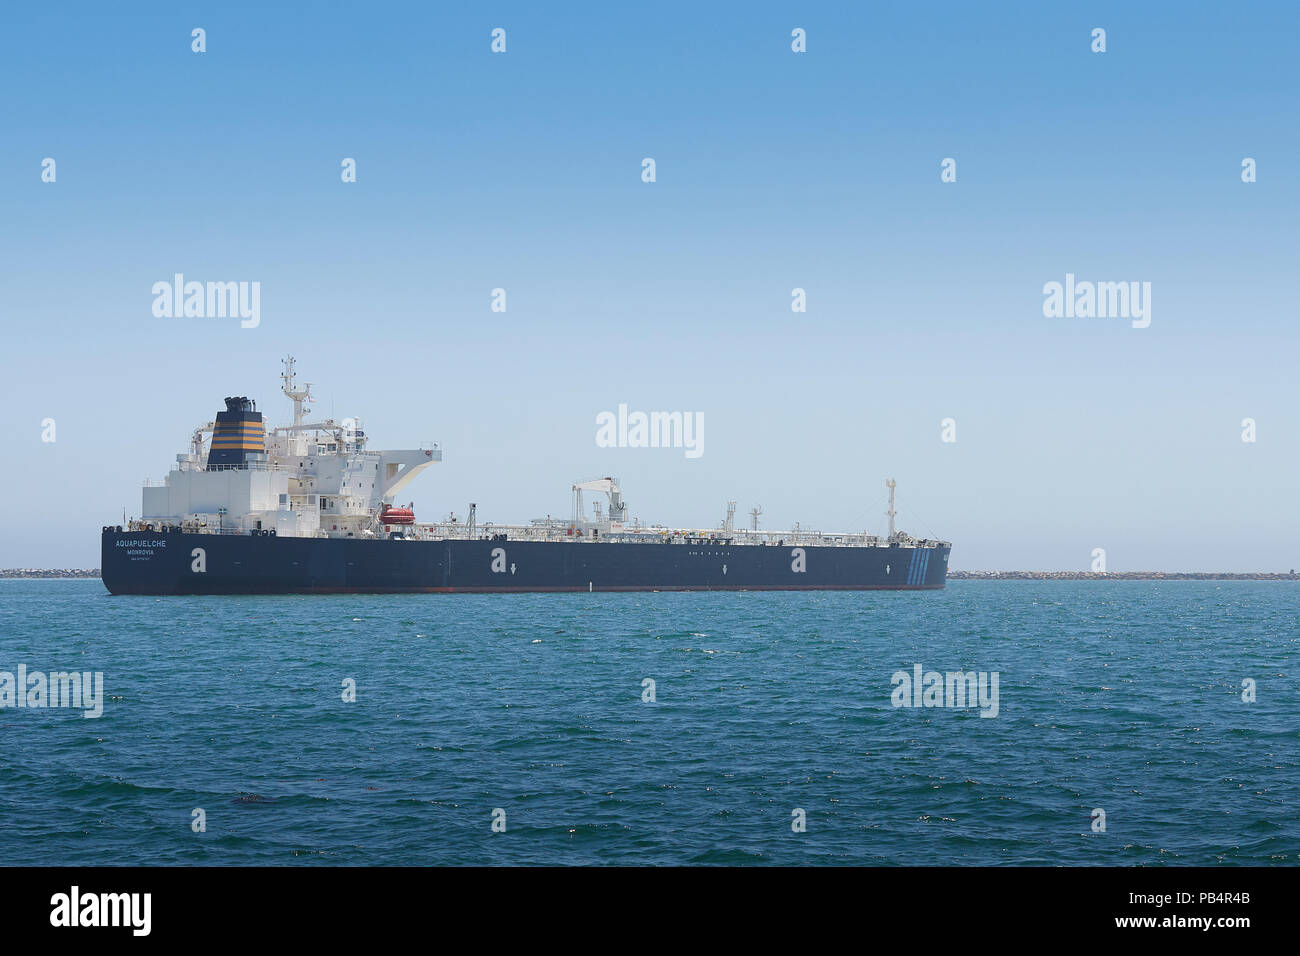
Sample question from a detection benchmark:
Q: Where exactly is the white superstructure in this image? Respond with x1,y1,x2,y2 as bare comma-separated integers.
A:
136,356,440,538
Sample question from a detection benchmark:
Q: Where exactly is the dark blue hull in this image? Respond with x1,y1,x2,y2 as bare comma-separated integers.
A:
100,529,949,595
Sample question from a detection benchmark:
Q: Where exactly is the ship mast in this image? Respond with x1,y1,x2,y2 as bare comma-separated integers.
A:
885,478,897,538
281,355,313,430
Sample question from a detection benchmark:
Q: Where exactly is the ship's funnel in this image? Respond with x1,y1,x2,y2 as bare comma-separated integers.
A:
207,396,266,469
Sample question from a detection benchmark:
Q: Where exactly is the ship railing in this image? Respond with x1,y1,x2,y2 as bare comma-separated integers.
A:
126,522,950,546
173,460,285,474
126,521,268,535
202,461,284,473
396,523,931,548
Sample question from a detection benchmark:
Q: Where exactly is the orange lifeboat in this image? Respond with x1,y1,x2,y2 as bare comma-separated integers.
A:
380,506,415,525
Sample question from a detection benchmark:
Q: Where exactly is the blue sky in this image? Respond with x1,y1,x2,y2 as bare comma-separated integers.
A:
2,1,1297,570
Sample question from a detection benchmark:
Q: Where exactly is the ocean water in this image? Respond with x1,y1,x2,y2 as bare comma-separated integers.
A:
0,579,1296,866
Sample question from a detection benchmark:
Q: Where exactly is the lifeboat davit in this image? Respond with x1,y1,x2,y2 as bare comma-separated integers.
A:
380,506,415,525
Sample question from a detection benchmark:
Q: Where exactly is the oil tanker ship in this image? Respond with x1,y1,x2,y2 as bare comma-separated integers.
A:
100,358,951,595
